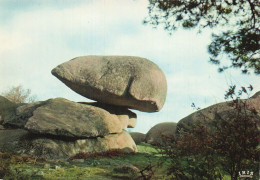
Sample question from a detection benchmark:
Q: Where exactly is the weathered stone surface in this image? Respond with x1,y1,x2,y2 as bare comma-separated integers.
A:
128,118,136,128
145,122,177,146
248,91,260,112
0,129,137,159
103,131,137,153
80,102,137,129
176,102,232,135
3,101,47,128
25,131,138,159
0,129,29,154
52,56,167,112
25,98,122,138
130,132,146,144
0,96,19,125
177,97,260,135
251,91,260,99
0,96,17,113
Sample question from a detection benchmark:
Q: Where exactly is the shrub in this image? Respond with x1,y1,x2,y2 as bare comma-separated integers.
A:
158,86,259,179
1,85,37,103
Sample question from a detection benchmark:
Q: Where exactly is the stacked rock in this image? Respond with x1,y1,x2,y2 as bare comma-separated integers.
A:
0,56,167,159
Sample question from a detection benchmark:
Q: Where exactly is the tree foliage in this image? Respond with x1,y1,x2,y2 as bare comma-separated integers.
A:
1,85,36,103
144,0,260,74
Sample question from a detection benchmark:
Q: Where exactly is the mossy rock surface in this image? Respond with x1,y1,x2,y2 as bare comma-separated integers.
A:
0,129,137,159
0,96,20,125
25,98,122,138
3,101,47,128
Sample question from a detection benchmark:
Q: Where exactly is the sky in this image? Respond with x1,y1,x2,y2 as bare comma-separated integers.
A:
1,0,259,133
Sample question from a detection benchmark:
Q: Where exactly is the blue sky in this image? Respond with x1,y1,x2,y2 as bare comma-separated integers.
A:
1,0,259,133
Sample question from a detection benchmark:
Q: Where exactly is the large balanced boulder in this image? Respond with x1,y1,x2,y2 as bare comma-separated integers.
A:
145,122,177,146
52,56,167,112
0,129,137,159
25,98,122,138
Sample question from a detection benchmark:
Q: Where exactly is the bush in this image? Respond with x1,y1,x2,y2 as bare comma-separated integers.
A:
0,153,12,178
1,85,37,103
158,86,259,179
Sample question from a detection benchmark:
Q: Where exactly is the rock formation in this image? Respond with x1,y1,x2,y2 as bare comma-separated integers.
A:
0,96,138,159
0,129,136,159
130,132,146,144
176,91,260,135
248,91,260,112
25,98,123,138
145,122,177,146
0,55,167,159
51,56,167,112
0,95,19,125
79,102,137,129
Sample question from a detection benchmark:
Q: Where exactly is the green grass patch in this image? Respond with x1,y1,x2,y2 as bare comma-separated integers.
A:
1,143,238,179
137,143,160,154
43,166,108,180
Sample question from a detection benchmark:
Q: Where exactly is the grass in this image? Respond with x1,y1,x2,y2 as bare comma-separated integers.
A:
2,143,252,179
0,143,171,180
136,143,161,154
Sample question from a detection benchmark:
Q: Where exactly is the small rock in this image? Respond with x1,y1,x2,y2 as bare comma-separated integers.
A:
36,171,44,176
114,164,140,175
55,165,61,169
64,161,70,165
44,163,50,169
